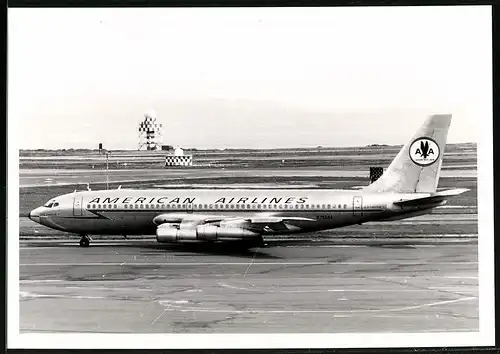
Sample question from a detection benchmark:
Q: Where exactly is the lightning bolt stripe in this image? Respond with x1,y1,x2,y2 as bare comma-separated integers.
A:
87,210,111,219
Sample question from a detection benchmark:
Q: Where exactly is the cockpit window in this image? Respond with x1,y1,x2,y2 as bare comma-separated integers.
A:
43,200,59,208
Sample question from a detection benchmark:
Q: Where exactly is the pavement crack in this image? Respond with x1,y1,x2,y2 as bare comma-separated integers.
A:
151,304,169,325
243,252,256,277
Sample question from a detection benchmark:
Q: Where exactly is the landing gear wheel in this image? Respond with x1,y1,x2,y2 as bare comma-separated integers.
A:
79,236,90,247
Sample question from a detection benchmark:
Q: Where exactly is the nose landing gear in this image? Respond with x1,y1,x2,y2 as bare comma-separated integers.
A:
79,235,92,247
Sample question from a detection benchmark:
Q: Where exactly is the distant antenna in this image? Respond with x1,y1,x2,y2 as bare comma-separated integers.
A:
138,109,163,151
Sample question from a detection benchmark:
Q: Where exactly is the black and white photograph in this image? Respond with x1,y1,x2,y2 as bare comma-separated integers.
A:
8,5,495,349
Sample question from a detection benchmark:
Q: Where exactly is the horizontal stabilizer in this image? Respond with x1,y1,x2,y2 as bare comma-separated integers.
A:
434,188,470,197
394,188,469,207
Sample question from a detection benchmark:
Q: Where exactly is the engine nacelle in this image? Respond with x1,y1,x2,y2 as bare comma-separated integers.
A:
156,224,260,243
196,225,259,240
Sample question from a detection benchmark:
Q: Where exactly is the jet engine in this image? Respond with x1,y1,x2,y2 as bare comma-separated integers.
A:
156,224,260,243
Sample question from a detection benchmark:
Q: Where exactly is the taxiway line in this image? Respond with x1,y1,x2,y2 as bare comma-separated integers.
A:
19,261,478,266
157,296,478,315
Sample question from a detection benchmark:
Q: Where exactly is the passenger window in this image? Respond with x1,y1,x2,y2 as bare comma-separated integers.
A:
328,204,331,208
114,204,117,209
344,204,347,209
124,204,128,209
338,204,341,209
134,204,138,209
230,204,235,209
263,205,267,209
306,205,309,209
300,205,304,209
86,204,90,209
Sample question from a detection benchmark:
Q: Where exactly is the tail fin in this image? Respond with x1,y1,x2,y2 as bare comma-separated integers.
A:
364,114,452,193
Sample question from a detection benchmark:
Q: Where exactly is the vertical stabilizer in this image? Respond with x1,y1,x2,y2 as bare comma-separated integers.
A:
364,114,452,193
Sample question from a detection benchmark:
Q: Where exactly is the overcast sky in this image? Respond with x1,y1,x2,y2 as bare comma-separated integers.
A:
9,6,491,149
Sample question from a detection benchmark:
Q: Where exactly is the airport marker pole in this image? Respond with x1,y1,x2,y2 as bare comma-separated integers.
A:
106,152,109,190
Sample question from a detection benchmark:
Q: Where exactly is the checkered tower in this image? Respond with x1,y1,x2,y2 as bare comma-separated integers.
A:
138,110,163,151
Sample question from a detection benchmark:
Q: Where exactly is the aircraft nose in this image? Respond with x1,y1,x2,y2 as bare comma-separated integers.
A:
29,207,42,224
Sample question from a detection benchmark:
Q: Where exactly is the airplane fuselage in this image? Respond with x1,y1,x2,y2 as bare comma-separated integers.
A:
30,188,441,237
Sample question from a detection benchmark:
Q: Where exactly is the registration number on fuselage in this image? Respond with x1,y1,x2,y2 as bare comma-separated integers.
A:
316,215,336,220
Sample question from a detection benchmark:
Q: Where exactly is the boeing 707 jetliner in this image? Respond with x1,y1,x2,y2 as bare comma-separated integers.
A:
29,114,468,247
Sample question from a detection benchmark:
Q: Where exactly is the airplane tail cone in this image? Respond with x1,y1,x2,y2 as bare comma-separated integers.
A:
364,114,452,194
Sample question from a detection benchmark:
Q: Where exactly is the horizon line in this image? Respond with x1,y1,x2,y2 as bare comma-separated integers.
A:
19,141,477,152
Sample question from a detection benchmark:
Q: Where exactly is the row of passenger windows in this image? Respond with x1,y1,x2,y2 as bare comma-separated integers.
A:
87,204,350,210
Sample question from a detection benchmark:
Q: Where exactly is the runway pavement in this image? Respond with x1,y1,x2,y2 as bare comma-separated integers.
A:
19,235,478,334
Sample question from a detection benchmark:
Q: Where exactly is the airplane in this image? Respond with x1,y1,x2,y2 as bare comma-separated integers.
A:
29,114,469,248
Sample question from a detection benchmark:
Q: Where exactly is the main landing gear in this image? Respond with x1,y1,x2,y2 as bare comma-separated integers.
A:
79,235,92,247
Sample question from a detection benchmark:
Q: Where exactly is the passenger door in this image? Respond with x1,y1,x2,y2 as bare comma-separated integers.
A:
73,195,83,216
353,196,363,216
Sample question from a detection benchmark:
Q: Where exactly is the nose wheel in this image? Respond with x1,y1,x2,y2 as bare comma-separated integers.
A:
79,235,91,247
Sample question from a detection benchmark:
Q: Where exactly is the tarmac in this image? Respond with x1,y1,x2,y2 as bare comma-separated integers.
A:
19,231,478,333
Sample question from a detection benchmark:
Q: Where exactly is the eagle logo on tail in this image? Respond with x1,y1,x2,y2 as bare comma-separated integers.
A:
409,138,440,166
417,140,433,158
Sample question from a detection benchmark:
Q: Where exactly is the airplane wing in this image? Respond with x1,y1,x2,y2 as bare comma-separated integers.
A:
393,188,469,207
152,213,315,233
